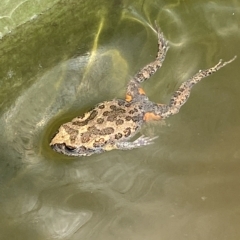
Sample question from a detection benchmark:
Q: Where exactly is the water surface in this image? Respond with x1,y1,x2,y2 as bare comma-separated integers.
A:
0,0,240,239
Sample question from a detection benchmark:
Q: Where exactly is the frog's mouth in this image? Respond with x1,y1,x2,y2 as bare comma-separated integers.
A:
50,143,95,157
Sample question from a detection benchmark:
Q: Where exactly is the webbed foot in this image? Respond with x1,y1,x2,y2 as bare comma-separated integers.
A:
116,135,158,150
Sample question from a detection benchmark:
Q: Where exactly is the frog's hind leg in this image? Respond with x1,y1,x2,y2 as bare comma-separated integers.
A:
146,56,236,120
126,22,169,102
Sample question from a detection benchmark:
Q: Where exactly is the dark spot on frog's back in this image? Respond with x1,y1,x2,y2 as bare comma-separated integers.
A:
116,119,124,125
98,104,105,109
129,110,135,114
107,116,116,122
115,133,122,140
63,125,78,143
77,113,85,119
103,111,109,116
100,127,114,135
117,99,125,106
97,118,104,124
73,110,98,126
81,133,91,143
87,126,100,134
63,124,78,135
70,135,77,143
132,115,142,122
118,108,126,114
125,116,132,121
72,120,87,126
88,110,98,121
110,105,117,110
123,127,131,137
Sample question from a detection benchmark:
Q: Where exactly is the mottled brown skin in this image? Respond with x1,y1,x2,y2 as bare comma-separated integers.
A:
50,22,236,157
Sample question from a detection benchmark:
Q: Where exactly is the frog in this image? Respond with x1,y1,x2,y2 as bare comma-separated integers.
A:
50,23,236,157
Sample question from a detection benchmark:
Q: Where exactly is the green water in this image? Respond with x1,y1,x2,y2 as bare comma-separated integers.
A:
0,0,240,239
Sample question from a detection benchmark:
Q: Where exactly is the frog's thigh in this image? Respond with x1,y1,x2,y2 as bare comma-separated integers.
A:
125,87,146,102
143,112,162,121
138,87,145,95
125,94,133,102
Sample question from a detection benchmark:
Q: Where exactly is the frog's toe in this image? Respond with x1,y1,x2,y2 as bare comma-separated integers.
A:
116,135,158,150
134,135,158,147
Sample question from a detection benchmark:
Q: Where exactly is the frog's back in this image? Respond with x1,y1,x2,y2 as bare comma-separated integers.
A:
50,99,144,156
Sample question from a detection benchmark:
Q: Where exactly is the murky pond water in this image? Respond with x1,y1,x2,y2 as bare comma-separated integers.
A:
0,0,240,239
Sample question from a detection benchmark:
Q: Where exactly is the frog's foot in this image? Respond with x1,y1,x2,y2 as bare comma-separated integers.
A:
126,22,169,102
116,135,158,150
154,21,169,65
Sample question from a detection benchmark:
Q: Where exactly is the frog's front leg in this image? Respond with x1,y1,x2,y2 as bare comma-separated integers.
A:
111,135,158,150
126,22,169,102
152,56,236,119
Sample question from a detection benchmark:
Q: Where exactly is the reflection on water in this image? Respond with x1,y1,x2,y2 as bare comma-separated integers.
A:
0,0,240,239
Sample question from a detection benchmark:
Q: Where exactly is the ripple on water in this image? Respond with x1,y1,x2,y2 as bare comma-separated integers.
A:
33,207,92,239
